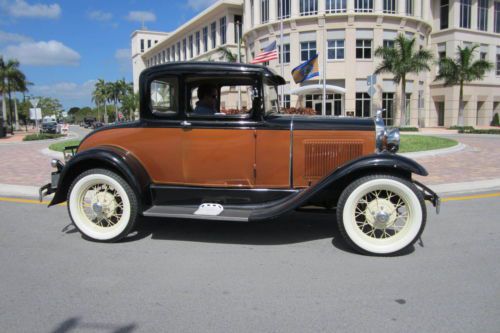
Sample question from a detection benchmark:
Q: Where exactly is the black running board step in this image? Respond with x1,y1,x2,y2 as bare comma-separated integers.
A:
142,205,253,222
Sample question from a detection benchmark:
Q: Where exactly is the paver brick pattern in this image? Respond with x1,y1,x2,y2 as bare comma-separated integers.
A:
413,136,500,185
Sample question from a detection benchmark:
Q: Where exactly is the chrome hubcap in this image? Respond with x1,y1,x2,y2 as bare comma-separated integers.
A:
355,190,410,239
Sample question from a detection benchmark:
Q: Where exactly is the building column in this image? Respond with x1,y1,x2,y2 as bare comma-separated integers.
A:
269,0,277,22
471,0,478,30
478,97,493,126
414,0,422,19
291,0,300,17
422,0,430,22
346,0,354,14
398,0,406,15
318,0,326,15
464,93,477,126
451,0,461,29
228,13,236,45
374,0,383,14
487,0,495,33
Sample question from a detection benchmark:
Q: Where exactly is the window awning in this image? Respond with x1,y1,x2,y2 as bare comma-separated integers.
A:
288,84,346,95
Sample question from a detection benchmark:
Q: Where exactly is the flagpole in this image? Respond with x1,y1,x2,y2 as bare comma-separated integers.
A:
322,13,326,116
280,0,284,108
237,20,241,110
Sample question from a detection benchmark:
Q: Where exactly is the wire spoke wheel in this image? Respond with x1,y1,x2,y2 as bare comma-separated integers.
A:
337,175,426,255
68,169,138,242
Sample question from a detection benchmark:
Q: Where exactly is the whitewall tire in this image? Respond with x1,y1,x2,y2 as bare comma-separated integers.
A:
67,168,138,242
337,175,426,255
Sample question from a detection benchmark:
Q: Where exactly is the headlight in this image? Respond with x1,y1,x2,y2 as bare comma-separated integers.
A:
374,110,400,153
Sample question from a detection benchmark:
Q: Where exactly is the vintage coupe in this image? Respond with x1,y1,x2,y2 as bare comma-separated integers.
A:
40,62,439,255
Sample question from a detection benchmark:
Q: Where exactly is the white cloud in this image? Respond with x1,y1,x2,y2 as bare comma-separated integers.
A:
187,0,217,11
31,80,96,107
2,40,80,66
115,48,131,74
5,0,61,19
87,10,112,22
126,11,156,23
0,30,32,44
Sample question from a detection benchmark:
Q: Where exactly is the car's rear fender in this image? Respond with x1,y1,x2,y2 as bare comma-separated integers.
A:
249,153,428,221
49,146,151,208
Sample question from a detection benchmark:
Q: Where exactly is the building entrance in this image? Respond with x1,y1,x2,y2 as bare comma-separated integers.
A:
305,94,343,116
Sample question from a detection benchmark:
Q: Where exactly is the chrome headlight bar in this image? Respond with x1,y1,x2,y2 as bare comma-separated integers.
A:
375,110,400,153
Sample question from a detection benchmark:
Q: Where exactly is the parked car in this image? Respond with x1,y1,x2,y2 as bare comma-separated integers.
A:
40,121,60,134
40,62,440,255
92,121,104,129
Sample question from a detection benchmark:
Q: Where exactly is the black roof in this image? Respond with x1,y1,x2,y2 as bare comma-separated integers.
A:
140,61,285,84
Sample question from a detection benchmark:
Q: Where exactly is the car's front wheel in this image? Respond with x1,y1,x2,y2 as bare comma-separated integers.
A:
67,168,138,242
337,174,426,255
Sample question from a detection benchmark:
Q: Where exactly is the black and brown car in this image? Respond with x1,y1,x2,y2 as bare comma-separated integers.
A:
40,62,439,255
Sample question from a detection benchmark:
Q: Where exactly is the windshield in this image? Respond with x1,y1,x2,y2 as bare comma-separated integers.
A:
264,83,280,116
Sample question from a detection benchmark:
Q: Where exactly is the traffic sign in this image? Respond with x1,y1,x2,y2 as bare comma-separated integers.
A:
367,86,376,97
367,75,377,86
30,98,39,108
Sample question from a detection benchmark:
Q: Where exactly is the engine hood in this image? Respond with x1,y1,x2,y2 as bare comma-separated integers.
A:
266,114,375,131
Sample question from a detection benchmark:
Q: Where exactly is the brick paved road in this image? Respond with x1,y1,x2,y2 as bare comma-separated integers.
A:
0,141,53,186
0,133,498,187
413,135,500,185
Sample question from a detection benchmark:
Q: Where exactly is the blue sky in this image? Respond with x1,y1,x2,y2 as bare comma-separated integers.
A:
0,0,217,110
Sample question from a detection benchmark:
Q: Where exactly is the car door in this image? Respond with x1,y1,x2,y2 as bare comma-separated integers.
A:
181,83,256,187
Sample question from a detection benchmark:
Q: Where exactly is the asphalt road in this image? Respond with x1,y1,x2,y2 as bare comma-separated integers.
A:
0,195,499,333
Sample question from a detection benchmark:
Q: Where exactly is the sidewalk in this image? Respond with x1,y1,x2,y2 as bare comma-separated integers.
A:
0,128,499,198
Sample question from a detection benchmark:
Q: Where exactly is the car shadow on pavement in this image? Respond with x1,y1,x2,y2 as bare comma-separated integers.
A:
126,210,356,249
61,210,415,256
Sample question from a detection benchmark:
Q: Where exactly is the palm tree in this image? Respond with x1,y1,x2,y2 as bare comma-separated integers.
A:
11,77,30,130
217,46,238,62
0,58,26,132
121,91,139,120
435,45,493,126
94,79,108,122
0,56,8,123
374,34,433,126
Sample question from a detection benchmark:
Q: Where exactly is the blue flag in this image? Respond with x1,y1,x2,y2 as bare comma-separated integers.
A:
291,54,319,83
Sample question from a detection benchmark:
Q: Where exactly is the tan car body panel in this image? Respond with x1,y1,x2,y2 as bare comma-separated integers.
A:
78,127,374,189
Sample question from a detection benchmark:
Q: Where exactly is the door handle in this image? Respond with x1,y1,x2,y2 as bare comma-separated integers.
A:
181,120,191,126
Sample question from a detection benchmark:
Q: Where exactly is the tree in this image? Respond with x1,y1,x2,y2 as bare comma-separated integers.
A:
36,96,63,118
93,79,108,122
217,46,238,62
374,34,433,126
0,56,6,123
0,57,27,131
435,45,493,126
121,91,139,120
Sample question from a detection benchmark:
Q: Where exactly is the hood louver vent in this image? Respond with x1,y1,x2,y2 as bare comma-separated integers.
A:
304,139,363,179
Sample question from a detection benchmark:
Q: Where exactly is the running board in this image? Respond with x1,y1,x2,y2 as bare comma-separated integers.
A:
142,205,253,222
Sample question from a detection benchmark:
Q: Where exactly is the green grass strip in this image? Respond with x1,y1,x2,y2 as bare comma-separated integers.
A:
49,139,82,152
399,135,458,153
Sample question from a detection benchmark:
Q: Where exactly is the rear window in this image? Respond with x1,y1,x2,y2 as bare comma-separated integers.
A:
150,77,178,116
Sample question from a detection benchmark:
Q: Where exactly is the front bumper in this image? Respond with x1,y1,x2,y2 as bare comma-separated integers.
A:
39,170,60,202
414,180,441,214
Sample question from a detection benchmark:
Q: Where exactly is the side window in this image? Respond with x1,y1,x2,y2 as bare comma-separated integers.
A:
188,83,256,117
150,77,177,115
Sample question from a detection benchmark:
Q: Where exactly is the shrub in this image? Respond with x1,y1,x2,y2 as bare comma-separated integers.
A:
23,133,65,141
491,113,500,127
449,126,474,132
398,127,419,132
457,128,500,134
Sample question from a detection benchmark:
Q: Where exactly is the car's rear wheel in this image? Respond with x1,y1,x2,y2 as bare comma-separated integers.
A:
67,168,138,242
337,174,426,255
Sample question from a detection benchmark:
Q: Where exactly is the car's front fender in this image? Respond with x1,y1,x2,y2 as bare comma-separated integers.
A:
249,153,428,221
49,146,151,208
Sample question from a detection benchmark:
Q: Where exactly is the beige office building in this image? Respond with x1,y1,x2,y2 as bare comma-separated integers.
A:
132,0,500,127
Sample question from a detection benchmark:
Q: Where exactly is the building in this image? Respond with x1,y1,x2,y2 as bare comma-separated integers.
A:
131,0,500,127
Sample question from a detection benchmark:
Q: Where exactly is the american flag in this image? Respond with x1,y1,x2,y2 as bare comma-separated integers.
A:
251,40,278,64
